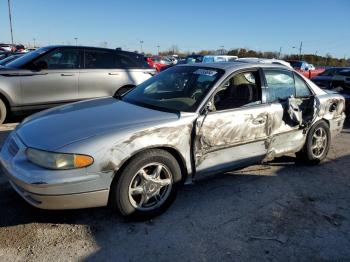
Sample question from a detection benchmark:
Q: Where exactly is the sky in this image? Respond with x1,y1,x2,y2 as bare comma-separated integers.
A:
1,0,350,58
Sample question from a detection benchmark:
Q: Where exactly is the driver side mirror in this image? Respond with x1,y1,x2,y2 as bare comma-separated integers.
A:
204,101,215,114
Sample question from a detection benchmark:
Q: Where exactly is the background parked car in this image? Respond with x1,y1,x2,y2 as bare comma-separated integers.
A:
0,54,25,66
286,60,324,78
311,67,350,89
185,55,204,64
236,58,292,68
0,45,155,124
312,68,350,114
0,52,15,61
202,55,238,63
145,56,171,72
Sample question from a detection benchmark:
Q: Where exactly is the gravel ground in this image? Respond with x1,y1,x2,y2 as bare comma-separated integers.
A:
0,119,350,262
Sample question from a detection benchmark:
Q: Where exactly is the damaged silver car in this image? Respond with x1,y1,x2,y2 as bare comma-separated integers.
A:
0,63,345,219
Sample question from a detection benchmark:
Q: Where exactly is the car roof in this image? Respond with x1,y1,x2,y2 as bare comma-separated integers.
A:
42,45,141,55
178,61,288,72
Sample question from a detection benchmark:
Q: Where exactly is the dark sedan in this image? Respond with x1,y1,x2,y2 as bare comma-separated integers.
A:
312,68,350,115
311,67,350,89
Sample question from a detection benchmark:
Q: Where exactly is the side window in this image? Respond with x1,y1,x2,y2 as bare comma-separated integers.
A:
294,74,312,97
115,53,139,69
84,49,116,69
213,71,261,111
264,70,295,102
34,48,80,69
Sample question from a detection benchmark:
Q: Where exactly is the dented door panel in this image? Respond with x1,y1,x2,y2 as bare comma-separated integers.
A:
194,105,270,174
264,102,304,160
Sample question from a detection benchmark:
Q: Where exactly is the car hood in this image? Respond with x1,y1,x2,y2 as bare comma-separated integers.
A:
16,97,179,151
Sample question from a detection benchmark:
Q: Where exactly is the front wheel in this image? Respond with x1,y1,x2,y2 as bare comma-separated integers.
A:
111,149,182,220
296,120,331,164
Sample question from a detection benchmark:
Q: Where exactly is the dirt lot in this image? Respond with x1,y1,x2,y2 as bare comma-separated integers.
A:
0,119,350,262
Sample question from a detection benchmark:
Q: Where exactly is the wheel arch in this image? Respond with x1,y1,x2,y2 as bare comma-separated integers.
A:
0,91,11,112
108,146,188,205
114,84,136,97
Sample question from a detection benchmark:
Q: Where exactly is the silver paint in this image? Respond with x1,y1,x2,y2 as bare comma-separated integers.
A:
0,62,346,210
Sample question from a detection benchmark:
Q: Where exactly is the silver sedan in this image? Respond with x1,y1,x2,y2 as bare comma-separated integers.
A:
0,62,346,219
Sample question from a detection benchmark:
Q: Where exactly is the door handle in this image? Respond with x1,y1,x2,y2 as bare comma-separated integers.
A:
108,73,119,75
252,117,266,125
61,73,74,76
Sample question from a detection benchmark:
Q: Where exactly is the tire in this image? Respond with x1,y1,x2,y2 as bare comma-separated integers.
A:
114,86,134,97
296,120,330,165
0,99,7,124
111,149,182,220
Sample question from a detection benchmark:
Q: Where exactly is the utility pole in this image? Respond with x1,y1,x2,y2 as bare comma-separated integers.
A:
299,41,303,59
33,38,36,48
220,45,224,55
157,45,160,55
279,46,282,58
8,0,14,45
140,40,144,54
74,37,78,46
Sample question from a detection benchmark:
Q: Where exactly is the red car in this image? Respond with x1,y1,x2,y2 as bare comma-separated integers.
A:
146,56,170,72
286,60,324,78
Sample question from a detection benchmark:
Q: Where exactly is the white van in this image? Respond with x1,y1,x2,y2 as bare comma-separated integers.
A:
202,55,238,63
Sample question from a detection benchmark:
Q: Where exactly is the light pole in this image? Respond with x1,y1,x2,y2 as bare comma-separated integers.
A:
8,0,14,45
33,38,36,48
157,45,160,55
279,46,282,58
220,45,225,55
74,37,78,46
140,40,144,54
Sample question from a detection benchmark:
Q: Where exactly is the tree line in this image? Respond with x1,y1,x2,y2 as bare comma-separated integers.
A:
158,47,349,67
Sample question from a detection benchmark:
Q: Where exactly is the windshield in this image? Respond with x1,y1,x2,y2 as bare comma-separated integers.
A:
5,47,51,69
123,66,224,112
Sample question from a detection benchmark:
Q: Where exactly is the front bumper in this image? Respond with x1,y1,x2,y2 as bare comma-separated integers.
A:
0,132,110,210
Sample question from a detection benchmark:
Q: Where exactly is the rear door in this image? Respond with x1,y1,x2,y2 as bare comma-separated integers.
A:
116,52,155,86
78,48,127,99
262,69,315,159
21,47,80,106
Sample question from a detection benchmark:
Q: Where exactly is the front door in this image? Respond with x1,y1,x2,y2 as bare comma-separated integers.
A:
194,69,269,175
21,48,80,106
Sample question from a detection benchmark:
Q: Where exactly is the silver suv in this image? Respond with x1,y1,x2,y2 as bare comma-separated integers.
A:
0,45,156,123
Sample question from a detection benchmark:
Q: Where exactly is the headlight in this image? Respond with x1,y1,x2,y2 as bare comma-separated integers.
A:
26,148,94,170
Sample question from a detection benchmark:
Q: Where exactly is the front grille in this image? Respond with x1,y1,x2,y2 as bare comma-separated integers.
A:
7,138,19,156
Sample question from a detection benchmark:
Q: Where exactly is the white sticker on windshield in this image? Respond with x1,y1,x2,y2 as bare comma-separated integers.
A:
193,69,217,76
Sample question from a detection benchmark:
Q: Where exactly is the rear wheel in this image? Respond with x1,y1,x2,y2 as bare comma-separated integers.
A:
0,99,7,124
296,120,330,164
111,149,182,220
